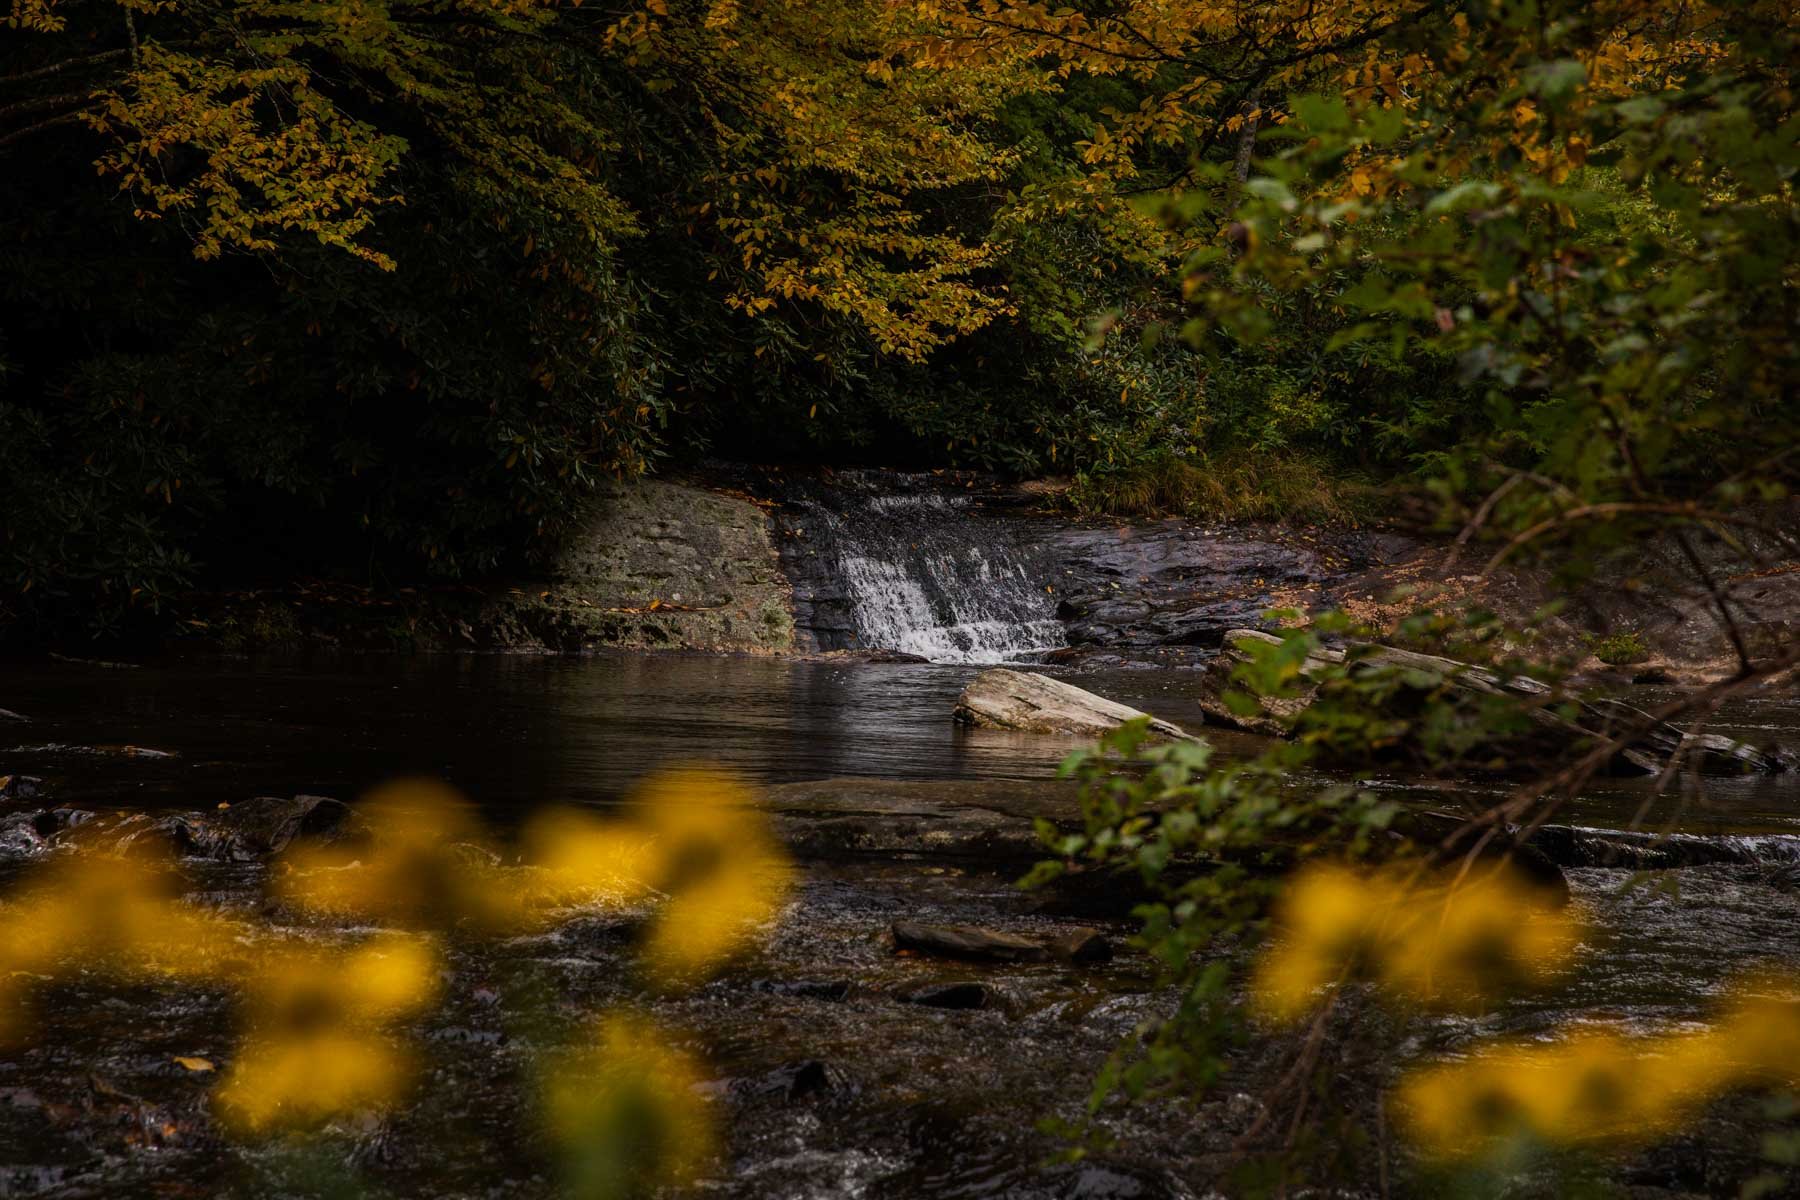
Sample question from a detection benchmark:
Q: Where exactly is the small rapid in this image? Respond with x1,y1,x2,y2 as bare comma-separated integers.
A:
777,477,1066,664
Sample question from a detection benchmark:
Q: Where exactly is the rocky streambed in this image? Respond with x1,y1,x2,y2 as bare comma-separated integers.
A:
7,756,1800,1197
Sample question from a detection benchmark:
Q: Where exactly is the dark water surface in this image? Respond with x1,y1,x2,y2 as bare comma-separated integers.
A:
0,653,1226,811
5,654,1798,840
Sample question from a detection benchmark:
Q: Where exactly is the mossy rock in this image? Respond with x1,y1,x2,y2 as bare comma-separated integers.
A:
484,479,795,653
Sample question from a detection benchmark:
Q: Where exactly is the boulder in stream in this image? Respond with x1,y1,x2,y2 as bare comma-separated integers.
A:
0,774,45,801
953,668,1195,739
898,980,993,1010
891,920,1113,965
169,794,352,860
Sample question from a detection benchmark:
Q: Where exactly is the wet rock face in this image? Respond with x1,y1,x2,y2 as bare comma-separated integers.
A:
1047,522,1327,650
484,478,795,653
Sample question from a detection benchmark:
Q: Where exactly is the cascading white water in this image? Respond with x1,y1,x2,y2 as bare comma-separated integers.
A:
791,485,1066,664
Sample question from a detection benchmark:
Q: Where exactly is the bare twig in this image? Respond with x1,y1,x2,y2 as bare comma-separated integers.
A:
1449,643,1800,862
1480,502,1800,577
0,49,129,85
0,111,87,149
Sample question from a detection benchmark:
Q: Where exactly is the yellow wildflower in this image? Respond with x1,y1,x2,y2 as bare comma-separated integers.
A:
1252,861,1578,1021
216,1032,416,1134
0,851,249,985
215,933,439,1133
626,770,794,987
277,779,530,933
1400,979,1800,1159
520,807,657,910
542,1012,714,1200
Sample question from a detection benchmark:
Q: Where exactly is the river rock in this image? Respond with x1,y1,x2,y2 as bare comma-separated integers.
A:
1044,927,1114,964
711,1059,837,1103
1193,629,1340,736
0,707,28,722
0,774,45,801
953,669,1194,739
1524,824,1758,870
893,921,1049,962
0,805,99,858
170,794,352,860
898,981,993,1010
890,921,1113,966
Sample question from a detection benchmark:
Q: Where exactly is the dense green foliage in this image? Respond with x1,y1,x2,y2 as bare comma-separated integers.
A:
1009,1,1800,1187
3,0,1796,638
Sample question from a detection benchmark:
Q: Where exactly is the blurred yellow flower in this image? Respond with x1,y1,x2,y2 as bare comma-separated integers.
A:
1250,865,1380,1023
274,771,792,981
277,779,531,934
1251,861,1578,1021
243,934,441,1031
542,1012,714,1200
216,933,439,1133
0,851,250,988
216,1032,416,1134
520,807,657,911
1400,980,1800,1159
625,770,794,987
1379,868,1579,1008
1717,990,1800,1086
1401,1031,1729,1156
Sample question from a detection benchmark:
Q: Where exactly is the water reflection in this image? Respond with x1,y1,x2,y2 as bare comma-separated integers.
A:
0,654,1214,812
4,655,1797,838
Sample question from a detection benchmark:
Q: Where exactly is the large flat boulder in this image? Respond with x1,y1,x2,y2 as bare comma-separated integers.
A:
952,668,1195,739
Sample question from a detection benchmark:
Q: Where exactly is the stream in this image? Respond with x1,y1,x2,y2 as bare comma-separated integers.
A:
4,469,1800,1197
5,653,1800,1197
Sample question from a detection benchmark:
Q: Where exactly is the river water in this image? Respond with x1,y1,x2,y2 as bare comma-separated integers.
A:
5,653,1800,1198
6,654,1799,838
0,653,1224,811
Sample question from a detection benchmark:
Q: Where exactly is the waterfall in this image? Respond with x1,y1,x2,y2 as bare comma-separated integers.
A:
777,476,1067,664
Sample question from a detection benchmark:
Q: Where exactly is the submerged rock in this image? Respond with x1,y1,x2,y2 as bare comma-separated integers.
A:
898,981,993,1010
0,707,28,722
893,921,1048,962
953,668,1194,739
891,921,1113,966
0,774,45,801
749,978,853,1002
724,1060,836,1102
